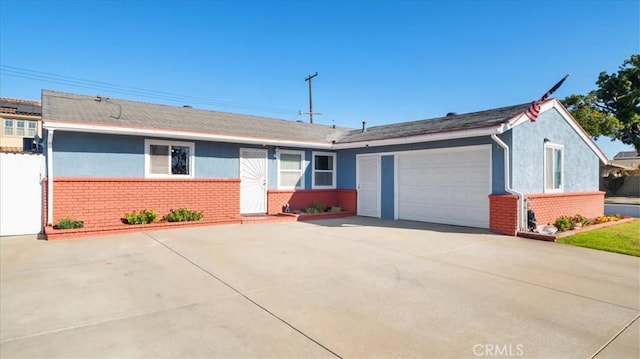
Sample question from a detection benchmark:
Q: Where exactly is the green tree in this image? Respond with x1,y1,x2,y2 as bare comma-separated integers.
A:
563,55,640,153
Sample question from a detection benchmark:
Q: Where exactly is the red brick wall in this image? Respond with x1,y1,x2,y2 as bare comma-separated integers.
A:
489,194,519,236
46,177,240,229
526,191,604,226
267,189,357,215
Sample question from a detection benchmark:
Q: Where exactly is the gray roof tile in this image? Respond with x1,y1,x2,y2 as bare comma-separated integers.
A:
42,90,349,144
338,103,530,143
42,90,532,145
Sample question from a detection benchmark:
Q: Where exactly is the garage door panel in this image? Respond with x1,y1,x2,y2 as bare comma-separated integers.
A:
397,146,490,229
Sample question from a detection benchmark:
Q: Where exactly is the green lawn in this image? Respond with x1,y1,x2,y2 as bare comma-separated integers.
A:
557,220,640,256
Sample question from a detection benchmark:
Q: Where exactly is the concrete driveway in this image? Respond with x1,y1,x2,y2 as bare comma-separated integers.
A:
1,217,638,358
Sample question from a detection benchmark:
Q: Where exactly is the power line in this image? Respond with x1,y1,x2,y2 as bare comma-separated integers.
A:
0,65,298,116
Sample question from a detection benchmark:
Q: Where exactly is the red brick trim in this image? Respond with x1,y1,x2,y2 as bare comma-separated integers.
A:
526,191,604,226
489,194,519,236
45,177,241,239
267,189,357,215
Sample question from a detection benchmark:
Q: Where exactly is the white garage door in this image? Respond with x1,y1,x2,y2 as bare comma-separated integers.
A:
397,145,490,228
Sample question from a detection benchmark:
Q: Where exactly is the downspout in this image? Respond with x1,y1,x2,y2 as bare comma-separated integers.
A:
491,134,525,232
46,129,54,226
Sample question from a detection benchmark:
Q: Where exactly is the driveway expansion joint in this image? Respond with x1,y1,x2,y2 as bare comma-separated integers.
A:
142,232,343,359
590,313,640,358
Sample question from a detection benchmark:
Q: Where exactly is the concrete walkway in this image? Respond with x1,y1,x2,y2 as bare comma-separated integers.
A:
1,217,638,358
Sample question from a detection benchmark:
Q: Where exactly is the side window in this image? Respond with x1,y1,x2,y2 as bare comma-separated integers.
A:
544,144,563,192
278,150,305,189
3,119,13,135
312,152,336,189
145,139,194,178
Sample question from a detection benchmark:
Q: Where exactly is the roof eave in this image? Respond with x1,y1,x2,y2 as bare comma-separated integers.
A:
42,119,334,149
333,125,504,150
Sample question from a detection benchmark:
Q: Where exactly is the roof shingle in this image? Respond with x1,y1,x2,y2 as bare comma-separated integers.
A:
42,90,533,145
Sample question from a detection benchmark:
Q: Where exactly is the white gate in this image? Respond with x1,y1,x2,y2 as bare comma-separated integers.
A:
0,152,44,236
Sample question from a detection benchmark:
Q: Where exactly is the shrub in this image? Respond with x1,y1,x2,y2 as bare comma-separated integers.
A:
554,216,572,232
593,215,622,224
329,206,342,213
305,200,324,214
572,214,591,226
125,209,158,225
55,217,84,229
165,208,203,222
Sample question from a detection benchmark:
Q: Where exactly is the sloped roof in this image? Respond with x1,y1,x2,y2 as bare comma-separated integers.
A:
42,90,348,144
43,90,535,146
613,150,639,159
41,90,608,164
339,103,530,143
0,97,41,116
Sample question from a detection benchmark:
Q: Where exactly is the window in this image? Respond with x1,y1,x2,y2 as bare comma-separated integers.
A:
145,139,194,178
1,119,38,137
3,119,13,135
544,144,563,192
16,120,25,136
312,152,336,188
27,121,37,136
278,150,305,189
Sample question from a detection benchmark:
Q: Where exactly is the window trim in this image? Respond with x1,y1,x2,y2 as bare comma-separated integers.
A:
277,149,306,190
312,151,337,189
144,139,195,178
543,143,564,193
3,119,13,136
2,119,39,137
27,121,38,136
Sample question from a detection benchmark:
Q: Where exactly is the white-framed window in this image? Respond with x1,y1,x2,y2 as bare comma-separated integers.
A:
27,121,37,136
312,151,336,189
2,119,38,137
544,143,563,192
277,149,305,189
144,139,195,178
16,120,25,136
3,119,13,135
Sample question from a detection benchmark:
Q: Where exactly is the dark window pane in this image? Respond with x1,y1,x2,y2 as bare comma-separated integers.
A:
315,155,333,170
171,146,190,175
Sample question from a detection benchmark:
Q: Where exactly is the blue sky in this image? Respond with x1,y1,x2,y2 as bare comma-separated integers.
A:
1,0,637,158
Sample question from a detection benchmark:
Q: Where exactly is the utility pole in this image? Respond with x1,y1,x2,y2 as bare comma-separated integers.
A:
304,72,319,124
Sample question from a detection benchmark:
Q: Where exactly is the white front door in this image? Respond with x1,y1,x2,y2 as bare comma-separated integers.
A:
240,148,268,214
357,155,380,217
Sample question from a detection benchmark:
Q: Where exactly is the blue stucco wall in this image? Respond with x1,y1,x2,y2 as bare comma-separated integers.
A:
53,131,143,177
491,131,511,195
380,155,395,219
510,108,600,193
52,131,266,180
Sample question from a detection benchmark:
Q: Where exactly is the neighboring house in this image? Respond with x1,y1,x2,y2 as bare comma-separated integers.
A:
0,97,42,152
611,150,640,170
41,89,607,237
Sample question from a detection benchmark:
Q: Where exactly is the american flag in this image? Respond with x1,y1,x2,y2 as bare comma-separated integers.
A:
525,74,570,122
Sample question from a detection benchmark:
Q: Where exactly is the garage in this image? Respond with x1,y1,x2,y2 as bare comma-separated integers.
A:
397,145,491,228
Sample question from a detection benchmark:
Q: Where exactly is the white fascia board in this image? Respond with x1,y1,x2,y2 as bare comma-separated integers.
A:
332,126,502,150
506,99,609,164
42,120,334,150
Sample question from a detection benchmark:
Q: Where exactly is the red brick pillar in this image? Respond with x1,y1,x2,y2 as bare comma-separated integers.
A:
489,194,519,236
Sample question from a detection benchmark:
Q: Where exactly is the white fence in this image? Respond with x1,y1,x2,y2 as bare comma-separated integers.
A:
0,152,44,236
